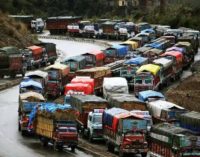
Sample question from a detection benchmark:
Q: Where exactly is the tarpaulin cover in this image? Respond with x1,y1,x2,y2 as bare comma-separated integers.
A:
20,79,43,89
148,100,184,118
137,64,161,75
130,110,151,120
103,107,129,129
176,41,191,47
45,63,69,76
64,55,85,62
25,70,48,79
64,83,93,95
138,90,165,102
162,51,183,63
83,50,105,61
122,41,138,49
19,91,45,101
141,28,155,34
28,103,73,127
166,46,185,53
22,102,39,112
124,57,148,65
153,58,173,69
71,76,94,91
27,45,43,55
111,44,128,57
103,77,128,99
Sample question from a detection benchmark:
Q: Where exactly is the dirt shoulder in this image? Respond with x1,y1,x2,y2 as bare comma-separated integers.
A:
166,73,200,112
0,78,21,91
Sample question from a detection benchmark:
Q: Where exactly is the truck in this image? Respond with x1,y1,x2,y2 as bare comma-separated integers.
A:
103,77,129,100
103,108,148,157
120,57,148,87
103,45,128,64
107,93,147,111
45,63,70,98
147,100,186,124
179,111,200,134
29,103,78,151
101,21,118,39
36,42,57,65
138,90,165,102
23,45,44,69
149,123,200,157
31,18,45,33
46,16,82,34
141,48,163,63
70,95,108,141
82,50,105,68
76,67,111,95
62,55,86,81
18,91,45,135
0,46,26,78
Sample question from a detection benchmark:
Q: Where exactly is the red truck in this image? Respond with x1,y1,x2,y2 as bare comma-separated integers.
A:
45,63,69,98
24,45,44,69
0,46,26,78
103,108,148,157
82,50,105,68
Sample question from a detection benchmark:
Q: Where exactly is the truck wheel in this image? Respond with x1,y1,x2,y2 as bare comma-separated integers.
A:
141,152,147,157
21,130,26,136
71,146,76,152
42,140,48,147
119,151,124,157
57,145,63,151
18,123,21,131
107,142,114,152
10,73,16,78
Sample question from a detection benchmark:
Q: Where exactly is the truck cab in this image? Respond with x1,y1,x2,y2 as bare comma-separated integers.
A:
87,109,104,141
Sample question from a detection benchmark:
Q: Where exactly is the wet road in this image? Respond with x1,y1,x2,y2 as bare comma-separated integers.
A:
0,86,93,157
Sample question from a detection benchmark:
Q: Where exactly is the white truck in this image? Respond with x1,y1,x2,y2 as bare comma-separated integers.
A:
31,18,45,33
103,77,129,100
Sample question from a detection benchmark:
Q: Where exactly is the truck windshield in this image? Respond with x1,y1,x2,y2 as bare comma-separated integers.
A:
48,70,59,80
58,127,77,133
122,119,147,133
93,115,102,124
68,62,78,72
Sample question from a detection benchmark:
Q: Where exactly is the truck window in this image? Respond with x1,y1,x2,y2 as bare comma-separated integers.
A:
69,62,78,72
121,70,127,75
135,79,142,84
85,55,94,64
144,79,152,84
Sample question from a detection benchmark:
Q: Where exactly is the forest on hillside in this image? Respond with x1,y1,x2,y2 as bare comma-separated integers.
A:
0,0,199,29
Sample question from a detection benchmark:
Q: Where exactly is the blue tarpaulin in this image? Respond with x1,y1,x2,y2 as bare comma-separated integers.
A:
138,90,165,102
124,57,147,65
111,44,128,57
141,29,155,34
103,108,128,127
28,103,72,128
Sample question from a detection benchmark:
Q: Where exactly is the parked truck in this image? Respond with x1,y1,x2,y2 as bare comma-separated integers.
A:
76,67,111,95
29,103,78,151
31,18,45,33
23,45,44,69
149,123,200,157
103,108,149,157
36,42,57,65
0,46,26,78
70,95,108,141
45,63,70,98
18,91,45,135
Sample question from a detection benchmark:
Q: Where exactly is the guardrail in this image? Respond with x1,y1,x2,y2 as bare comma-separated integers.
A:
38,35,112,47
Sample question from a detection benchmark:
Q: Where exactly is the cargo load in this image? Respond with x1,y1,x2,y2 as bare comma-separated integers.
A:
108,93,147,111
103,77,129,99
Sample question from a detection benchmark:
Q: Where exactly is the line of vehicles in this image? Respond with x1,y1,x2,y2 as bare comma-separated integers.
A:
16,24,200,157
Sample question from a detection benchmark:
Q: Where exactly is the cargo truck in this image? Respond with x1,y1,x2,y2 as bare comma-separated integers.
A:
70,95,108,141
29,103,78,151
18,91,45,135
0,46,26,78
103,108,148,157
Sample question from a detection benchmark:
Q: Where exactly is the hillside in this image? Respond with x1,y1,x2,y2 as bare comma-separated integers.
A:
0,12,34,48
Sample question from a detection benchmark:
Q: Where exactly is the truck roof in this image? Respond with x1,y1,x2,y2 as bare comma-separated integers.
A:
19,91,45,101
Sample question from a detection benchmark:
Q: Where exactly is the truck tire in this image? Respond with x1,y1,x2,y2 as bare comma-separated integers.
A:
21,130,26,136
141,152,147,157
119,151,124,157
10,73,16,78
71,146,76,152
18,123,21,131
89,132,93,142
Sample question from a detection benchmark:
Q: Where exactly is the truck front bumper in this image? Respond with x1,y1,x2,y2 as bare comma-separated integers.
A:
121,148,148,154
